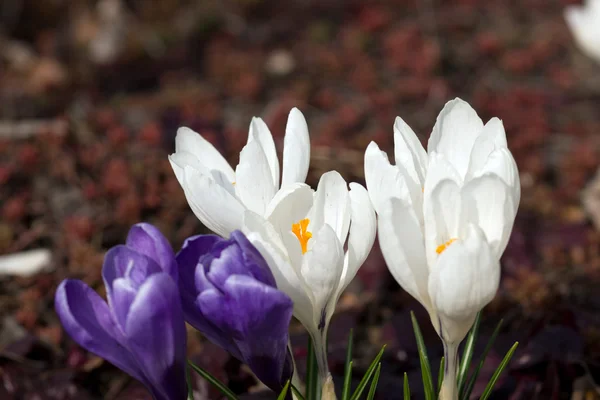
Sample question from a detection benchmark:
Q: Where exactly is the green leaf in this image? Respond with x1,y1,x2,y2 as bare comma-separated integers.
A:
187,360,238,400
186,362,194,400
461,319,504,400
277,380,291,400
291,384,306,400
349,345,386,400
306,336,319,400
437,356,445,396
410,311,435,400
457,312,481,393
342,329,354,400
403,372,410,400
478,342,518,400
366,363,382,400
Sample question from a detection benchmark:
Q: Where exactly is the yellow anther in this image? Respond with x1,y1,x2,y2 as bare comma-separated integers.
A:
436,238,457,255
232,181,236,186
292,218,312,254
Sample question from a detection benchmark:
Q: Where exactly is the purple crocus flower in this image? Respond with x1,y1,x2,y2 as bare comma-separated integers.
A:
55,223,187,400
176,230,294,393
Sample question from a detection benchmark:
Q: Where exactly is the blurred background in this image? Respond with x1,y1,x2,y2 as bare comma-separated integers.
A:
1,0,600,398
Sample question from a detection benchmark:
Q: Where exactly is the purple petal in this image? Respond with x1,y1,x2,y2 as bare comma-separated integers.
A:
176,234,221,294
110,279,137,329
124,273,187,400
126,223,178,281
102,246,162,301
230,230,277,287
54,280,145,384
197,275,293,391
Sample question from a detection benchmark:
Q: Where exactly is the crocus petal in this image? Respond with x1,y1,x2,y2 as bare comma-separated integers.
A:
393,116,428,186
465,117,507,180
231,230,277,287
125,273,187,400
475,147,521,208
428,224,499,344
377,198,431,310
427,98,484,179
249,117,280,188
198,275,294,392
265,183,314,238
174,127,235,181
110,278,138,329
309,171,351,245
102,245,162,304
281,108,310,186
181,166,246,237
338,183,376,293
565,1,600,62
242,212,316,327
462,174,516,258
300,224,344,333
55,280,145,384
423,178,464,267
235,139,277,216
126,223,177,281
364,141,412,213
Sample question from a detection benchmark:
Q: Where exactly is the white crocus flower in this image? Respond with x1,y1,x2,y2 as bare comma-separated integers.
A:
364,98,520,400
242,171,376,392
565,0,600,63
169,108,310,237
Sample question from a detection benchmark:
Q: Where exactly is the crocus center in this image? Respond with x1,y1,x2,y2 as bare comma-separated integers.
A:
436,238,457,255
292,218,312,254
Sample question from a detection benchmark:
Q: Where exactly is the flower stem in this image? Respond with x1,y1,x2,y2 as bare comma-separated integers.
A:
311,326,337,400
439,342,459,400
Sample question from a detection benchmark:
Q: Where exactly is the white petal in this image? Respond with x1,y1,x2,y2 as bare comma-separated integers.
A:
378,198,430,309
465,118,507,180
249,117,280,188
235,139,277,215
364,141,412,213
462,174,516,258
423,177,464,268
242,212,315,327
338,183,376,294
264,183,314,236
174,127,235,181
181,166,245,237
428,224,499,343
565,3,600,62
394,116,428,186
0,249,52,277
281,108,310,186
427,98,484,179
475,148,521,209
308,171,351,245
300,224,344,332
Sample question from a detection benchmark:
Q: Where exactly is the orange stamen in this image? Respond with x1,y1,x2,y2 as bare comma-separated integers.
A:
292,218,312,254
436,238,457,255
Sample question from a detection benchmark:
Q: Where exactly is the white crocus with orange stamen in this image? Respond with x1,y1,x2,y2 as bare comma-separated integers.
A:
364,98,520,400
242,171,376,395
169,108,310,237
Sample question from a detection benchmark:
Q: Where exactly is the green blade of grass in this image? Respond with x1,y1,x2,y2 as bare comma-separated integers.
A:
186,362,194,400
403,372,410,400
277,380,291,400
437,356,445,396
187,360,238,400
478,342,519,400
291,384,306,400
349,345,386,400
366,363,382,400
342,329,354,400
460,319,504,400
306,336,319,400
410,311,435,400
457,312,481,393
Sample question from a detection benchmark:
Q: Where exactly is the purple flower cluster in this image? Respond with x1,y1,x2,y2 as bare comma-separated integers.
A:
55,223,294,399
